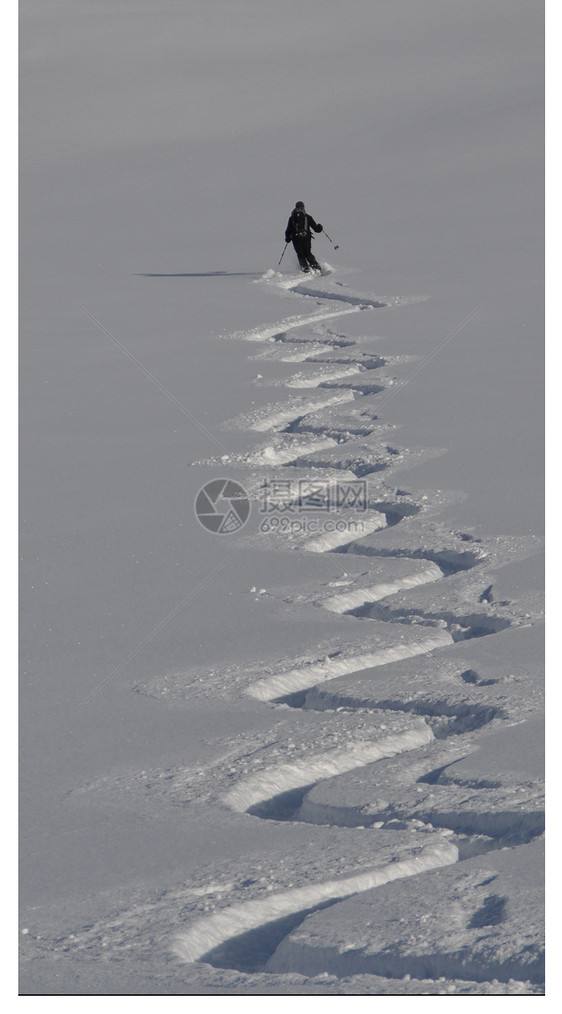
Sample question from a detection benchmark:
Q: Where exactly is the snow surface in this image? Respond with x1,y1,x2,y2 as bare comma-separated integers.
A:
19,0,544,999
172,840,458,966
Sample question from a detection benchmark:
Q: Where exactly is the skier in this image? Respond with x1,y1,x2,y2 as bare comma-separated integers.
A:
285,201,323,272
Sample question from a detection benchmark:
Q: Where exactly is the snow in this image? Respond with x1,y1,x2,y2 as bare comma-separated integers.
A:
234,390,356,432
172,840,458,967
222,721,434,813
266,840,544,985
19,0,544,999
321,560,445,612
246,634,453,702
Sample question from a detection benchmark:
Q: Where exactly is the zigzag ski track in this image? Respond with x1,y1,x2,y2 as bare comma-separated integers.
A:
44,269,543,994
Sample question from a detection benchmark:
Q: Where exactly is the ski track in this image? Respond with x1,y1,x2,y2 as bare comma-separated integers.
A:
302,514,389,552
243,391,356,433
222,725,434,813
229,305,365,343
175,271,541,984
171,841,458,966
284,364,365,387
64,269,542,991
321,562,445,612
246,632,453,702
179,270,542,984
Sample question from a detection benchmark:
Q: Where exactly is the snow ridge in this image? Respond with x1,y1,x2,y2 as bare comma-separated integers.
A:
222,724,434,813
171,841,458,966
322,562,445,612
246,632,453,702
230,305,364,343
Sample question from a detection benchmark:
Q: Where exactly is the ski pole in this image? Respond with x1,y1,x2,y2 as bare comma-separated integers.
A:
278,243,288,266
323,230,339,250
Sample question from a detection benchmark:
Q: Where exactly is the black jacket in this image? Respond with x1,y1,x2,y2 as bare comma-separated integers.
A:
285,209,323,244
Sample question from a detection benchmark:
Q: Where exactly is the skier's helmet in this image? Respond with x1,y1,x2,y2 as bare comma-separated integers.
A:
295,201,305,210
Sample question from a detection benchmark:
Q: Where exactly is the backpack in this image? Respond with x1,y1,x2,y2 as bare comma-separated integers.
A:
292,210,308,237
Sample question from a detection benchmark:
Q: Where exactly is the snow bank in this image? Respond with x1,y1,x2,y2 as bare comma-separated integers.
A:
244,391,355,432
232,305,364,342
322,561,445,611
298,771,544,844
246,435,337,466
222,722,433,813
284,365,365,388
302,514,388,552
172,841,458,966
266,841,544,985
246,631,453,701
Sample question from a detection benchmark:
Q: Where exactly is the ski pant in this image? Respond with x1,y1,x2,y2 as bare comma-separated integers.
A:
292,235,320,271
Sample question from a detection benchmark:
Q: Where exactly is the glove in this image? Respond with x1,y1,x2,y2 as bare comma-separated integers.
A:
316,224,323,232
